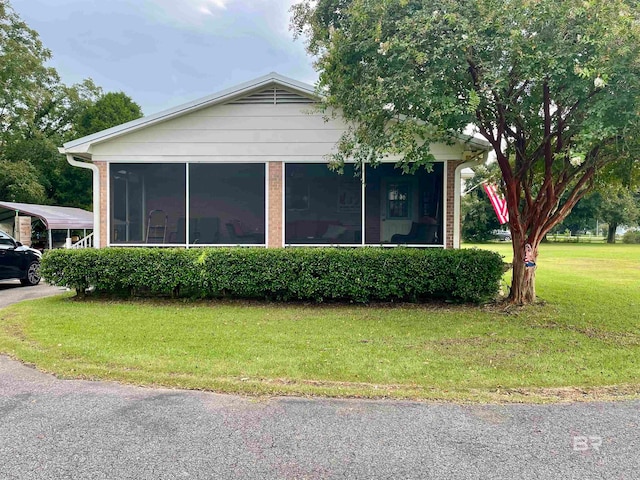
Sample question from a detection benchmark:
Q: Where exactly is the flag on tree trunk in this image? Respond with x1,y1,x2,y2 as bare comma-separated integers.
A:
483,183,509,224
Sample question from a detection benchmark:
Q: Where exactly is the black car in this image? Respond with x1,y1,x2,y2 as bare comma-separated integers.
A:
0,230,42,286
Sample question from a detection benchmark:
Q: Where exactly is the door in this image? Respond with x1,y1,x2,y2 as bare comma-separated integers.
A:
380,178,416,242
0,236,21,279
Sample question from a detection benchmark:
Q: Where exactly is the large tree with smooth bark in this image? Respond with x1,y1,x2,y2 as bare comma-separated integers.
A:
292,0,640,304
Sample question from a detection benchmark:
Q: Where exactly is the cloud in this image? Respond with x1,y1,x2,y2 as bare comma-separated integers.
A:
144,0,297,33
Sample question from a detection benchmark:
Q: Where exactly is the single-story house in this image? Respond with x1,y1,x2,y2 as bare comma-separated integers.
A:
59,73,491,249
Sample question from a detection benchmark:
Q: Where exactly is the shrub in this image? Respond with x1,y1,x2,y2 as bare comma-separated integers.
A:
41,247,505,304
622,230,640,244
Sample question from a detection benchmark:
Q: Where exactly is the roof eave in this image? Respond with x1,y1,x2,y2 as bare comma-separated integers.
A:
61,72,319,153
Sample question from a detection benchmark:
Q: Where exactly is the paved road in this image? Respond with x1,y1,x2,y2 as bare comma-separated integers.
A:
0,355,638,479
0,280,66,308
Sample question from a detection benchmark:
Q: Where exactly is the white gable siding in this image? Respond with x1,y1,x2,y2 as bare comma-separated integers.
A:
90,103,466,163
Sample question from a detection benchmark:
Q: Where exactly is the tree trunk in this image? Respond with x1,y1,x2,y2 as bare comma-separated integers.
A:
508,241,538,304
607,223,618,243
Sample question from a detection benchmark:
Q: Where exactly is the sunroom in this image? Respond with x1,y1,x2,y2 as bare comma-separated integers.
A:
59,73,490,249
106,161,444,247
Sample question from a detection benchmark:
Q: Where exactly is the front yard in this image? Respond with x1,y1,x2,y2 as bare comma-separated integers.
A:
0,243,638,403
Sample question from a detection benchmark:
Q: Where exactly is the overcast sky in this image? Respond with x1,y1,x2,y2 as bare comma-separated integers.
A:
11,0,318,115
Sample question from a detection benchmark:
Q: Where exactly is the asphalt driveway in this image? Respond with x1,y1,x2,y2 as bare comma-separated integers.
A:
0,354,638,479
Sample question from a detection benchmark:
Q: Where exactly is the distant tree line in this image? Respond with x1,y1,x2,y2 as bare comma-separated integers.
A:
0,0,143,209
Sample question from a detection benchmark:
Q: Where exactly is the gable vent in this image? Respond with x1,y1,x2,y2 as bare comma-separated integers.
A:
229,87,316,105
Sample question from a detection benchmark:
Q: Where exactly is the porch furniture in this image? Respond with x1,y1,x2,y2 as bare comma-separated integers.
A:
225,220,264,244
390,222,439,244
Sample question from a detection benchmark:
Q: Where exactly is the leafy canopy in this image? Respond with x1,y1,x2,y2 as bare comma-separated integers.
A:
292,0,640,241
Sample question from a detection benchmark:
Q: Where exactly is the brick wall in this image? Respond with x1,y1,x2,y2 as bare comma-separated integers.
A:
95,161,108,248
267,162,283,248
445,160,463,249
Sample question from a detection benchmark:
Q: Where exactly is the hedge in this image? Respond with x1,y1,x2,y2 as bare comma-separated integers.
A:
41,247,505,303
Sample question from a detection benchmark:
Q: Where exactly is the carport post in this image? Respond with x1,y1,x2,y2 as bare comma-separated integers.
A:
48,229,53,250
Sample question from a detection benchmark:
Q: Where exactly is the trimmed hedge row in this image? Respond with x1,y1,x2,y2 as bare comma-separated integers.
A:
41,247,505,303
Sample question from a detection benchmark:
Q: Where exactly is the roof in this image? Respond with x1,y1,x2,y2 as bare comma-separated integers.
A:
60,71,491,156
0,202,93,230
62,72,318,156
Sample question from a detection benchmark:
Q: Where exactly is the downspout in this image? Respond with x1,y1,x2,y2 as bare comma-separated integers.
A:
453,151,488,248
61,151,101,248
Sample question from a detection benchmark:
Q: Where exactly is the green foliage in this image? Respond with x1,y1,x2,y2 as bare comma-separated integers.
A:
622,230,640,244
461,164,501,242
0,0,59,143
0,158,46,203
42,247,505,304
598,185,639,228
0,2,144,209
292,0,640,302
76,92,143,137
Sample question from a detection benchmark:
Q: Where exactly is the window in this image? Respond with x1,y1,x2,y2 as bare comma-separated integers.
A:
189,164,265,245
387,183,410,218
110,164,186,245
285,163,362,244
110,163,266,246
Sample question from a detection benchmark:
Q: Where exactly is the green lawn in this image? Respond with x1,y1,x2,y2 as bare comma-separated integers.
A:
1,243,638,403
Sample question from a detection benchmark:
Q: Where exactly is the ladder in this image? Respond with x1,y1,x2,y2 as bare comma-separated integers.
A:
146,210,168,243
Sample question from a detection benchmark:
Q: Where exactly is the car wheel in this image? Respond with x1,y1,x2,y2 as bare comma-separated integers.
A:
20,261,41,286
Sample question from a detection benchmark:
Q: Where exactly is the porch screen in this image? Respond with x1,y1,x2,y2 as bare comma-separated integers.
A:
189,164,265,245
285,163,362,245
110,164,186,245
364,163,443,245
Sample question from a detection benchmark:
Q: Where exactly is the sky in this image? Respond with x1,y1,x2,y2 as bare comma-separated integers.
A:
11,0,318,115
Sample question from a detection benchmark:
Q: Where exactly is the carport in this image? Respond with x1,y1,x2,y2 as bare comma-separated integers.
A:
0,201,93,250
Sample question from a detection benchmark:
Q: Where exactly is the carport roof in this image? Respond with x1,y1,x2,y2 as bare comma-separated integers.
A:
0,201,93,230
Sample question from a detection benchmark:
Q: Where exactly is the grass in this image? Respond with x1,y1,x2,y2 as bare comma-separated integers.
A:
1,243,639,403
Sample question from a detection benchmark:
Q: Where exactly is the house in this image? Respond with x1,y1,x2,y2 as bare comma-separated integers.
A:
59,73,491,249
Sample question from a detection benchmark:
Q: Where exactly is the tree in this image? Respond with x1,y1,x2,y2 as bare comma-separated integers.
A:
599,186,639,242
0,159,45,203
0,0,58,144
76,92,142,137
292,0,640,304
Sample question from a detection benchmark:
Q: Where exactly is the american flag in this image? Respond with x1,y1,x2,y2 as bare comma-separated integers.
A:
482,183,509,224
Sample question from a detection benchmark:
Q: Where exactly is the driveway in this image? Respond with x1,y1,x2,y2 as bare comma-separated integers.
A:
0,355,638,479
0,280,66,309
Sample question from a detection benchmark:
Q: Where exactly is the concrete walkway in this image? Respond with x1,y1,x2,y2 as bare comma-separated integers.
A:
0,280,66,308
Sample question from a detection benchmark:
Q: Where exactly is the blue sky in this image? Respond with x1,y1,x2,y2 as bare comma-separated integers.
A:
12,0,318,115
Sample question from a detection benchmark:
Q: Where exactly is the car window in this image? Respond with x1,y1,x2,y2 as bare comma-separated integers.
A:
0,231,15,248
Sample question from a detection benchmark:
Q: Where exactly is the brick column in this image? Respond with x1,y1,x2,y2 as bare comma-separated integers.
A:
94,161,108,248
267,162,283,248
445,160,464,249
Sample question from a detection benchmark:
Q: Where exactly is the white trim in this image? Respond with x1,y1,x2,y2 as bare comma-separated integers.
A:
109,243,267,248
285,244,444,248
107,162,111,247
442,160,448,249
185,163,190,248
361,165,366,246
65,154,100,248
95,155,470,164
453,153,486,248
281,162,286,247
264,162,270,248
